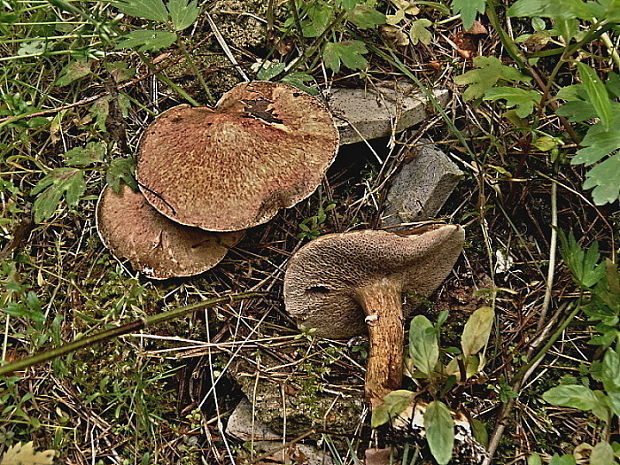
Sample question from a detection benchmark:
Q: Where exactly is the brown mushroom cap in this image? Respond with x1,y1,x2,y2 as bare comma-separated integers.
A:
284,225,465,339
96,184,243,279
136,81,340,232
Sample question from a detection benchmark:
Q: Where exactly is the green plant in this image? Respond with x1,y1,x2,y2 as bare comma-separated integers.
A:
452,0,620,205
533,232,620,460
298,200,336,240
371,307,495,464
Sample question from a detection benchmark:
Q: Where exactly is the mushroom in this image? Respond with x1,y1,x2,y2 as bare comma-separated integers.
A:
96,184,243,279
136,81,340,232
283,225,464,407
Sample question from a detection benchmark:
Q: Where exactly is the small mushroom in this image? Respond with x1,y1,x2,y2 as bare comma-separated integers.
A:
283,225,464,407
136,81,340,232
96,184,242,279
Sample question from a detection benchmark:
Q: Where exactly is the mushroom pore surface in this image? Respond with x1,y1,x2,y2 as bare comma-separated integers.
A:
136,81,340,232
96,185,243,279
283,226,465,339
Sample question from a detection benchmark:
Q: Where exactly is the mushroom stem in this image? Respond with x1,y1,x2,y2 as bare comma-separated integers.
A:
356,278,404,409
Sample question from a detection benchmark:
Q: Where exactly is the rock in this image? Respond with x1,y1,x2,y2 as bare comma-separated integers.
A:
228,351,363,438
240,441,334,465
227,398,334,465
226,398,280,441
365,448,392,465
382,141,463,225
324,86,449,145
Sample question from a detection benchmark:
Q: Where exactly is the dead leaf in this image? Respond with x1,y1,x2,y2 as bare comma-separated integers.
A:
466,20,487,35
1,442,56,465
379,24,409,46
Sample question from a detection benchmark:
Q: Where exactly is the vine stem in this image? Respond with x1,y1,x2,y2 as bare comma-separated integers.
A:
0,292,263,377
482,301,579,465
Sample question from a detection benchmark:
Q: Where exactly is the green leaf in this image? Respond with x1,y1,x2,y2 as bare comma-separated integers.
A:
323,40,368,73
601,347,620,393
454,56,531,101
168,0,200,31
572,108,620,165
461,306,494,357
507,0,593,20
528,454,542,465
590,442,615,465
582,153,620,205
115,0,168,22
556,100,597,122
55,60,91,86
105,61,136,83
347,5,385,29
424,401,455,465
542,384,607,412
116,30,178,52
64,142,106,167
31,168,86,223
301,3,334,37
336,0,360,11
550,454,576,465
483,87,541,118
107,157,137,193
452,0,486,29
577,63,612,131
409,19,433,45
370,390,415,428
89,97,110,132
559,230,606,288
280,72,318,95
606,72,620,99
409,316,439,376
256,62,286,81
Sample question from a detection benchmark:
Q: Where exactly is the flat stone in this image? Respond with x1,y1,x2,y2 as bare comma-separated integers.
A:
324,86,449,145
241,441,334,465
226,398,280,441
382,141,463,225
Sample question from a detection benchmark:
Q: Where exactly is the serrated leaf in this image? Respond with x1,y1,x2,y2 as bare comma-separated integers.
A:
572,110,620,165
0,441,55,465
550,454,577,465
370,389,415,428
386,8,405,25
409,19,432,45
528,453,543,465
301,3,334,37
590,442,615,465
55,60,91,86
556,100,597,122
323,40,368,73
577,63,612,131
582,153,620,205
461,306,494,357
424,401,455,465
559,230,606,288
483,87,541,118
105,61,136,83
64,142,106,167
168,0,200,31
31,168,86,223
116,30,177,52
115,0,168,22
452,0,486,29
347,5,385,29
408,315,438,375
454,56,531,101
336,0,360,11
107,157,137,193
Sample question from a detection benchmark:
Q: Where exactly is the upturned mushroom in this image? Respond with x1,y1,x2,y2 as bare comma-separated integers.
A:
136,81,340,232
283,225,464,407
96,184,243,279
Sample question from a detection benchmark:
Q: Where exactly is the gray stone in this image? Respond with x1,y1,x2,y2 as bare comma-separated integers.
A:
241,441,334,465
226,398,280,441
382,141,463,225
228,352,363,438
324,86,449,145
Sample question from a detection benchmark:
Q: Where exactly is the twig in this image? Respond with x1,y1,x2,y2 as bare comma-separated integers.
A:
0,292,263,376
536,175,558,333
205,11,250,82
